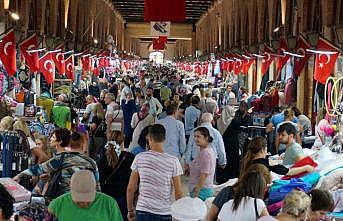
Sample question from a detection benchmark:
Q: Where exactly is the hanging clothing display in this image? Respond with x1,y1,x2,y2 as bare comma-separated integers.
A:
0,131,30,177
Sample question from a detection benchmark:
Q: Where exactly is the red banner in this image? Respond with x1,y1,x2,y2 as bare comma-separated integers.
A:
242,56,255,75
153,36,168,50
233,57,243,75
51,44,65,75
314,38,340,84
276,38,290,74
261,44,275,76
39,52,54,84
0,30,16,76
65,55,74,80
19,34,39,73
293,35,311,76
144,0,185,22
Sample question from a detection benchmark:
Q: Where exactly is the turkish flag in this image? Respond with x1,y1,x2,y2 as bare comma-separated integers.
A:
39,52,54,84
144,0,185,22
97,51,107,68
194,63,201,74
64,55,74,80
105,57,110,67
51,44,65,75
293,35,311,76
242,56,255,75
276,38,290,74
261,44,275,76
81,56,91,73
19,34,39,73
153,36,168,50
0,30,16,76
233,57,243,75
220,60,228,71
314,38,340,84
98,57,105,68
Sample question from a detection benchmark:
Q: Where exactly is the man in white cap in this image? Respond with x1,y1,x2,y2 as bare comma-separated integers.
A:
48,170,123,221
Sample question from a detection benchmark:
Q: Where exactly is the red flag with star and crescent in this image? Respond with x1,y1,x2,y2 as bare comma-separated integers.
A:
19,34,39,73
0,30,16,76
242,53,255,75
39,52,54,84
276,38,290,74
233,56,243,75
293,35,311,76
261,44,275,76
314,38,340,84
64,55,74,80
51,44,65,75
81,56,91,73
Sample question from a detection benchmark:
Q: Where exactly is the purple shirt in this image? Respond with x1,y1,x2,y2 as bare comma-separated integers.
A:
189,147,216,191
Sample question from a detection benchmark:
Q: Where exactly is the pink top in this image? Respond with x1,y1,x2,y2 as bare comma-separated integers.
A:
189,147,216,191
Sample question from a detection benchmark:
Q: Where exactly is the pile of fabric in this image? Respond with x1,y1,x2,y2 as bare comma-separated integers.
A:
267,152,343,218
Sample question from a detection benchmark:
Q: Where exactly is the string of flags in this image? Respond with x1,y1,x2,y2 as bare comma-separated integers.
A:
174,35,342,85
0,29,140,85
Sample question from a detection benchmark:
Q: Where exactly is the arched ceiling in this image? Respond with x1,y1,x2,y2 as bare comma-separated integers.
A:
111,0,215,24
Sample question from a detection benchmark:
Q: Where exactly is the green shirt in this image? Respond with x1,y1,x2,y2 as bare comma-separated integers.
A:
282,142,304,166
49,192,123,221
52,104,71,128
160,86,171,101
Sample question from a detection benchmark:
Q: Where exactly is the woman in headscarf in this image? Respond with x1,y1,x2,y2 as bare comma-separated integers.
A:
217,101,252,183
129,103,155,150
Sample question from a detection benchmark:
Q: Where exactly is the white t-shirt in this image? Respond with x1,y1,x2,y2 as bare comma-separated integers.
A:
218,197,266,221
131,150,183,215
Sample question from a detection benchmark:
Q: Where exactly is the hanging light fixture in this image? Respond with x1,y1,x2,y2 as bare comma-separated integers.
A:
10,12,19,20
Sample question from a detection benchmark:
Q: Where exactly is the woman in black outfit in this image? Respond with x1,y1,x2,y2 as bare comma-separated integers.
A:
89,103,107,160
217,101,252,183
98,130,134,221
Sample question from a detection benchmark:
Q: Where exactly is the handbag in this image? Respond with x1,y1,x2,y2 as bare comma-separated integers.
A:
44,153,66,200
103,152,128,187
110,110,123,132
89,119,107,160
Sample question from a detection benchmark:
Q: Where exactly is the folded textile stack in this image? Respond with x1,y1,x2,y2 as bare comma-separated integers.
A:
267,172,320,215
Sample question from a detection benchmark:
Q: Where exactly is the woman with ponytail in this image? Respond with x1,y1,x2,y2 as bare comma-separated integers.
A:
98,130,135,221
241,136,314,177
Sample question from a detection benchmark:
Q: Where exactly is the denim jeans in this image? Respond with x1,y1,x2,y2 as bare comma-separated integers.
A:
136,211,172,221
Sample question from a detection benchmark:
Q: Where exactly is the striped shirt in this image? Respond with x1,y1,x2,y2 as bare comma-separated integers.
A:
131,150,183,215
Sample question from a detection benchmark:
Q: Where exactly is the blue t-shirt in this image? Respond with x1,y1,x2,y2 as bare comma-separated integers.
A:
131,146,146,156
270,112,298,127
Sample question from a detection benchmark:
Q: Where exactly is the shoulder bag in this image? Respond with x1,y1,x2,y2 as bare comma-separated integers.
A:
44,153,66,200
103,152,128,187
254,198,260,220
